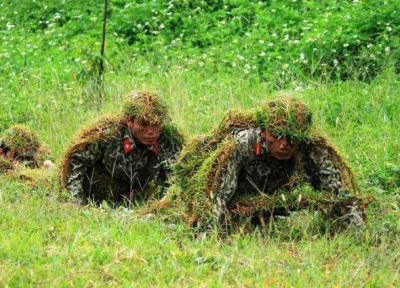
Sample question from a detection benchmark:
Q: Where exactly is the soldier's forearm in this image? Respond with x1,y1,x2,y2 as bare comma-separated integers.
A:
66,178,85,199
213,196,228,225
66,162,87,200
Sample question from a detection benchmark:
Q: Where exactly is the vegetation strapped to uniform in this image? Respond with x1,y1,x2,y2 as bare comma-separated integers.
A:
225,186,373,230
152,99,365,230
60,90,184,190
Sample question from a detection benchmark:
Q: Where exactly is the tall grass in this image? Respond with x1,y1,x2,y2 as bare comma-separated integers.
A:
0,60,399,286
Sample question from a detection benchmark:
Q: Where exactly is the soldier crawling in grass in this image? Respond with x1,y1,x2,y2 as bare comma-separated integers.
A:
0,125,54,174
60,90,184,205
156,97,370,231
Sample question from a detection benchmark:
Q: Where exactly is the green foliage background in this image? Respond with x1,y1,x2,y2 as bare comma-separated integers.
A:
0,0,399,286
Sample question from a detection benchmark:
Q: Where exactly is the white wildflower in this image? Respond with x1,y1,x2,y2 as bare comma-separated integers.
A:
6,22,15,30
333,59,339,66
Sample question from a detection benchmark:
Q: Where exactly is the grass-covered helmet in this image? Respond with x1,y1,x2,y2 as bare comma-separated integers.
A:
122,90,170,126
257,97,312,142
2,125,41,159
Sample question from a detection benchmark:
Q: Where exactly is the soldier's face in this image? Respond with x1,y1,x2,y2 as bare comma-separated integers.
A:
264,132,296,161
127,118,163,146
0,149,14,160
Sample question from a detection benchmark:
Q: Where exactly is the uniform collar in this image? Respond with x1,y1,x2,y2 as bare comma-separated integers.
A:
255,128,268,156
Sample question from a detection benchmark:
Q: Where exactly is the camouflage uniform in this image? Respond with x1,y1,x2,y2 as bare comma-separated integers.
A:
66,124,182,204
152,97,367,230
63,90,184,205
213,127,346,224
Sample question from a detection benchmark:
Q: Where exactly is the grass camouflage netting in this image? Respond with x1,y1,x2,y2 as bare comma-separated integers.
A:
149,99,371,230
60,90,184,193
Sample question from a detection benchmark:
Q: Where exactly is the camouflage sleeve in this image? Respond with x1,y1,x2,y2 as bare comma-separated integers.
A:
66,141,104,200
158,130,184,180
308,145,343,194
213,129,258,225
162,139,183,177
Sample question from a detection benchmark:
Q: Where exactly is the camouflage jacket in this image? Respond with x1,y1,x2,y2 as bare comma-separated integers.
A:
66,124,182,202
213,127,345,223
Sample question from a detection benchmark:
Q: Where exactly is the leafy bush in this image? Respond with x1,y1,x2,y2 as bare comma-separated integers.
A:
1,0,399,85
109,0,400,80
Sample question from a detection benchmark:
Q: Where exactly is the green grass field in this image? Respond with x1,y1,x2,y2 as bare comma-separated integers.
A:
1,1,400,287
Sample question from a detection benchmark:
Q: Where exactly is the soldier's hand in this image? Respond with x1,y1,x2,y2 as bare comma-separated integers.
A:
43,160,55,169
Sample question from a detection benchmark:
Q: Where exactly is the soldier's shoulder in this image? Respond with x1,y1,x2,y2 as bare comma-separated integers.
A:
77,114,124,141
231,126,259,137
160,123,185,148
64,115,124,155
59,114,124,188
216,109,258,135
299,132,335,155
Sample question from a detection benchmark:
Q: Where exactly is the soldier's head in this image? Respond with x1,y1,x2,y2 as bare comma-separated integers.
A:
122,90,169,146
0,125,40,162
258,97,312,160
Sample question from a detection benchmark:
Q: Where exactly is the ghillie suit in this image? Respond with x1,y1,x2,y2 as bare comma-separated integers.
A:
152,98,372,232
0,125,53,174
60,90,185,205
